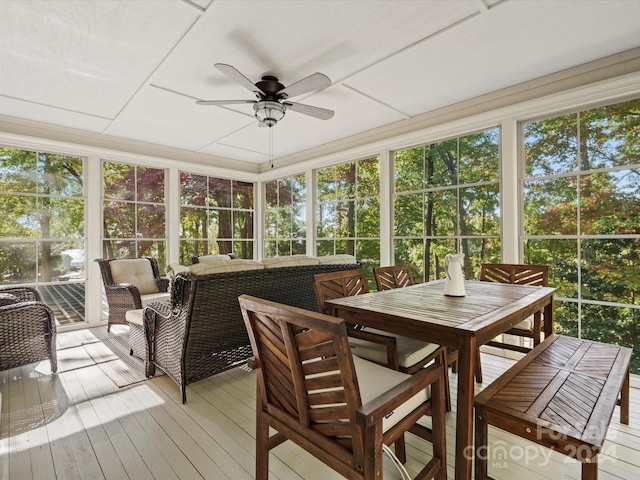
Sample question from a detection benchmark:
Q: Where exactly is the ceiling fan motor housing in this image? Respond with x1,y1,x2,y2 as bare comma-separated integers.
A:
256,76,286,99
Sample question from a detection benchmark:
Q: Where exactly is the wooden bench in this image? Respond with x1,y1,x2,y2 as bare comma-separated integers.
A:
474,334,631,480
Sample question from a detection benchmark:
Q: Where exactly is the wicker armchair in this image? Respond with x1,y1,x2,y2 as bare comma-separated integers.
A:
95,257,170,331
0,285,57,373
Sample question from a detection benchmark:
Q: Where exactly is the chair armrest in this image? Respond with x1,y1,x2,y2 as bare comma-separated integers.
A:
347,328,400,370
356,362,445,428
0,293,19,307
143,301,186,366
105,282,143,308
0,285,42,302
0,301,57,340
156,277,170,293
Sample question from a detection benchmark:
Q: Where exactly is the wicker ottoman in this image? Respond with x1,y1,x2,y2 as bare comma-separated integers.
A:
125,309,146,359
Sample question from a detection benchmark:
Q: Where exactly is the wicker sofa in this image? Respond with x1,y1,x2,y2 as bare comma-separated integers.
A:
142,255,361,403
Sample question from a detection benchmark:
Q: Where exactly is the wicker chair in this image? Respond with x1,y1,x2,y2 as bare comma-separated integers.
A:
477,263,550,383
95,257,170,331
239,294,447,480
0,285,57,373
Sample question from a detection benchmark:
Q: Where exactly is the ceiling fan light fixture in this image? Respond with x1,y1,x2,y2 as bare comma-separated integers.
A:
254,100,285,127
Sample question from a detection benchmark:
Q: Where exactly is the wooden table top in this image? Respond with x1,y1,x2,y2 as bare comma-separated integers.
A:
327,280,556,345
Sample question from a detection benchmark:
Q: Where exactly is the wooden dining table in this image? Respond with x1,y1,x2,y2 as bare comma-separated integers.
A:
326,279,556,480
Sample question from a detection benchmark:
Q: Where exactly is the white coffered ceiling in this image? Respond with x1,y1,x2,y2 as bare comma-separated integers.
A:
1,0,640,170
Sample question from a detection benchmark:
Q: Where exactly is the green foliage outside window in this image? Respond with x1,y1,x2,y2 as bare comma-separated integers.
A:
316,157,380,281
394,129,501,283
1,148,84,284
523,98,640,373
103,162,167,269
264,174,306,257
179,172,254,262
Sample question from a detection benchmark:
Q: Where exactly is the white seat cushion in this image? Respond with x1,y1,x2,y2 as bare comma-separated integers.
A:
140,292,171,306
349,328,440,368
353,355,429,432
510,317,533,331
125,308,144,326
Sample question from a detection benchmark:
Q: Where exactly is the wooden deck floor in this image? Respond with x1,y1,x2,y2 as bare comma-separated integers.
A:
1,326,639,480
38,283,86,325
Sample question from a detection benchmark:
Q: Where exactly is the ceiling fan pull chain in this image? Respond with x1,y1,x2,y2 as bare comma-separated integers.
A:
269,126,274,169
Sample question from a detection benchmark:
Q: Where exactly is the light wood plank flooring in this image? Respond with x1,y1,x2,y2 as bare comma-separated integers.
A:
1,327,639,480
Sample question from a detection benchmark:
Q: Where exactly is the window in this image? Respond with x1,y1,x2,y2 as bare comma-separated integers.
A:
102,162,167,268
316,157,380,277
523,98,640,373
264,174,306,257
1,147,86,324
180,172,254,261
393,128,501,282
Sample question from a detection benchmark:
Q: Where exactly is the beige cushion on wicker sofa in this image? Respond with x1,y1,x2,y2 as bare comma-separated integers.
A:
261,255,319,268
189,259,264,275
317,254,358,264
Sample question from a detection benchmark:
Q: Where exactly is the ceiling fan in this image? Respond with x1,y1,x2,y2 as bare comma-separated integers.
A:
196,63,334,127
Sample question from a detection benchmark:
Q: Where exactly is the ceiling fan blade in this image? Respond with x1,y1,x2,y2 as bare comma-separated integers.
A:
196,99,256,106
284,101,334,120
214,63,264,95
279,72,331,99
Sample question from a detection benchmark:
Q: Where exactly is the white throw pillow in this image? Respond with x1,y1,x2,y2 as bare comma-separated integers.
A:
197,254,234,263
166,263,190,279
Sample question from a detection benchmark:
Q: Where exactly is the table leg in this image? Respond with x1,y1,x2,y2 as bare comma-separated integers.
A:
455,336,476,480
621,365,630,424
543,297,554,338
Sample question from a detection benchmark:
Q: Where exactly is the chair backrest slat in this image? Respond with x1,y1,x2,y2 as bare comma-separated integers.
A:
313,269,369,314
374,265,415,291
480,263,549,287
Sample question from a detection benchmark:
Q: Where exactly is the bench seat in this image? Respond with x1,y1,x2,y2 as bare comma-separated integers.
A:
474,334,631,480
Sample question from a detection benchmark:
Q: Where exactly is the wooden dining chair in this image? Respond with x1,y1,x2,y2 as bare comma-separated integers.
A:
314,268,454,415
239,294,447,480
477,263,550,383
373,265,463,380
374,264,415,291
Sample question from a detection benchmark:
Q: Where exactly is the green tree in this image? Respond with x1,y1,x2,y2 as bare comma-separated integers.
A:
523,98,640,372
1,148,83,282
